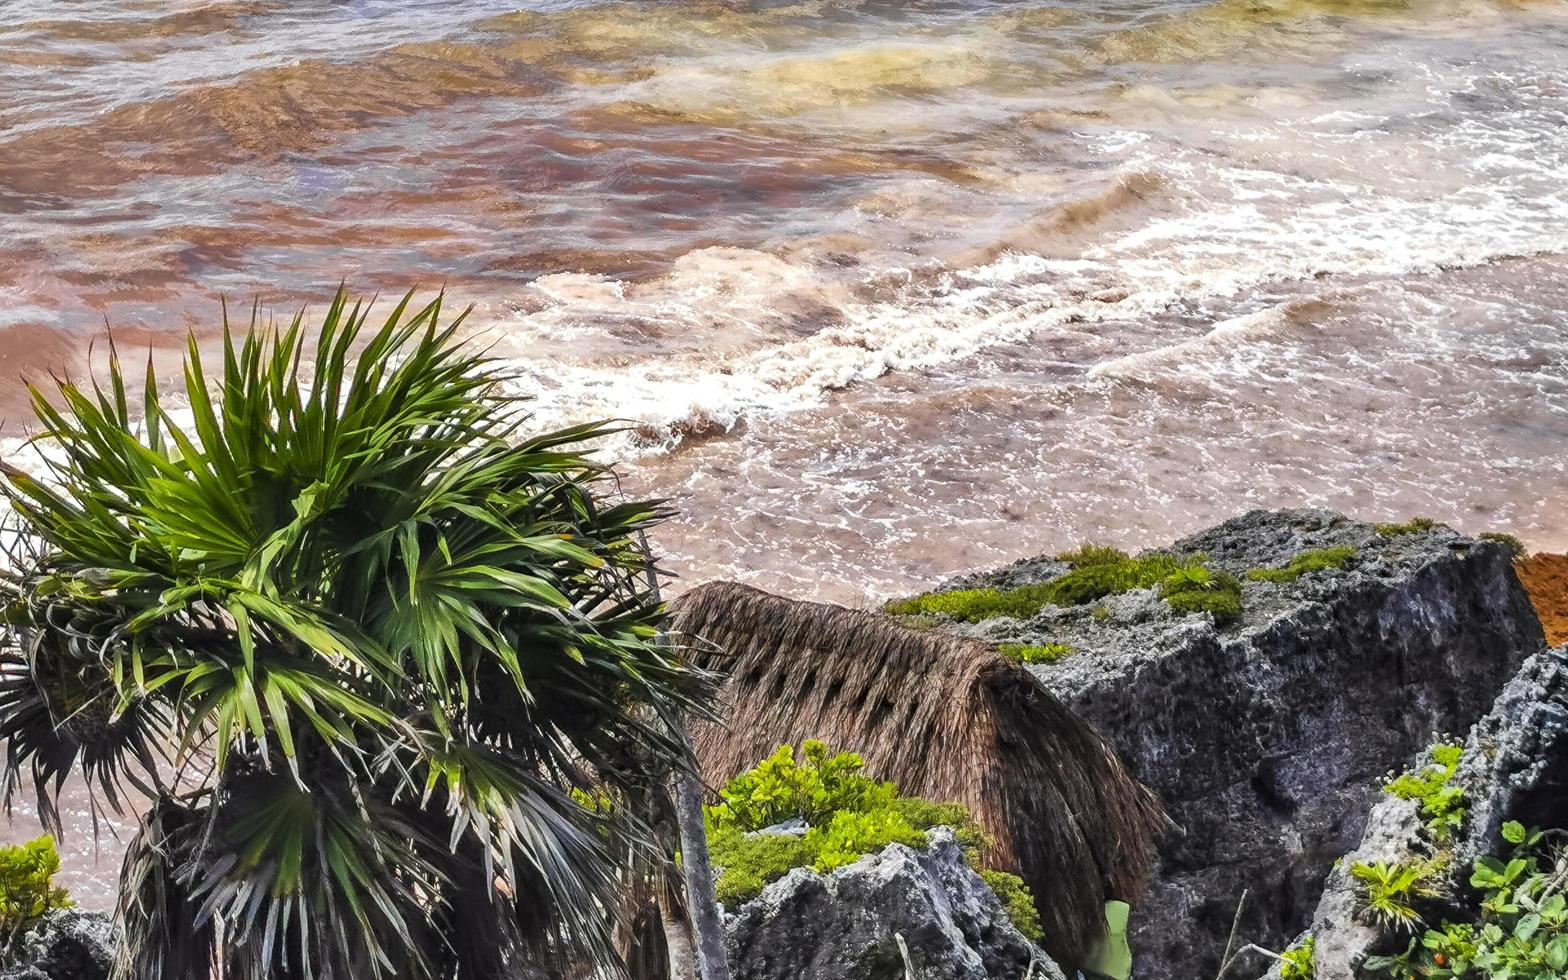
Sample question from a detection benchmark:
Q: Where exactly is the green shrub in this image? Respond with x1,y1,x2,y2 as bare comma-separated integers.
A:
0,837,71,961
997,642,1073,664
706,741,893,833
1479,532,1528,559
886,552,1235,624
1376,517,1437,536
1279,934,1315,980
705,741,1043,942
979,869,1045,943
1365,822,1568,979
1351,858,1445,932
1246,546,1357,583
1158,566,1243,624
1091,606,1112,621
1384,740,1467,840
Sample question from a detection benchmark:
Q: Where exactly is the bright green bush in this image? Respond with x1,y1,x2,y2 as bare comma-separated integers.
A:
885,551,1239,624
1377,517,1438,536
1479,532,1528,558
1384,741,1467,840
1366,822,1568,979
997,642,1074,664
705,741,1043,942
0,836,71,960
1055,544,1132,568
1247,546,1357,583
1279,934,1315,980
979,869,1045,943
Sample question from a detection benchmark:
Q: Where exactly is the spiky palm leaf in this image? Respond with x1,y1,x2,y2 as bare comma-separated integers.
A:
0,289,712,980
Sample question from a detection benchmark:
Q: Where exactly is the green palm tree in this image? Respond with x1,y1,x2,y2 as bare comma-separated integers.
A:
0,289,712,980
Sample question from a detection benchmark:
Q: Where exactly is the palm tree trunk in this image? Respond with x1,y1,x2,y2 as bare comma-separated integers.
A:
674,763,731,980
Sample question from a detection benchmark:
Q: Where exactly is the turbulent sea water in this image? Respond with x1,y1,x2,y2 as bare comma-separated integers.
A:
3,0,1568,899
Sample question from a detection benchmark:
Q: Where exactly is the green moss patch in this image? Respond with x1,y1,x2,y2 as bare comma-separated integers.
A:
996,642,1073,664
886,550,1239,624
1246,545,1356,583
1375,516,1437,536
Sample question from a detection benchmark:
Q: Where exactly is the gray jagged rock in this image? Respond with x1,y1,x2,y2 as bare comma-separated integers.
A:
931,509,1544,980
0,908,113,980
1270,644,1568,979
725,828,1067,980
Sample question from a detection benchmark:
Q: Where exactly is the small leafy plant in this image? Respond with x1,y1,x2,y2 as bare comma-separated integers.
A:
1158,565,1243,623
705,741,1044,942
1365,822,1568,979
0,836,72,963
1352,858,1445,932
1377,517,1438,536
1278,933,1315,980
1246,545,1357,583
997,642,1073,664
1384,740,1467,840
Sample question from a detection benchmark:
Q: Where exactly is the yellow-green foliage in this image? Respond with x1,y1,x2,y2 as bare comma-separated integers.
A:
979,869,1045,943
886,550,1239,624
0,836,71,959
1384,741,1467,840
1479,532,1527,558
997,642,1073,664
1247,546,1356,584
1351,858,1445,932
1279,934,1315,980
1376,517,1437,536
705,742,1043,942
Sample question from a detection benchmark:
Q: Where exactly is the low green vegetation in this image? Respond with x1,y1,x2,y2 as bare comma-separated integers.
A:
0,836,71,962
1384,740,1467,840
1246,545,1357,583
1376,516,1438,536
997,642,1073,664
1365,822,1568,979
1279,934,1315,980
705,741,1043,942
1479,532,1528,559
1351,857,1445,932
886,547,1242,625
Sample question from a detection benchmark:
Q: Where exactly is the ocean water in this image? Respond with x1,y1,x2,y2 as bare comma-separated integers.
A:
2,0,1567,901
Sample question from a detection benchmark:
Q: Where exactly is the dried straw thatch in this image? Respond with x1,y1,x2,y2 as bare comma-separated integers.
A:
672,581,1168,968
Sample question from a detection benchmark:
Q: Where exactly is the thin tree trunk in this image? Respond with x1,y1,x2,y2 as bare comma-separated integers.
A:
661,896,698,980
675,763,732,980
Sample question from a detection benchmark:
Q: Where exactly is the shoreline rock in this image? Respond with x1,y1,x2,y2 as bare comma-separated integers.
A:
924,509,1544,979
724,828,1067,980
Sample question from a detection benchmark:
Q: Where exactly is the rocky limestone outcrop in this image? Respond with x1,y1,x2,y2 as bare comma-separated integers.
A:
725,828,1067,980
1264,643,1568,979
0,908,113,980
936,509,1544,980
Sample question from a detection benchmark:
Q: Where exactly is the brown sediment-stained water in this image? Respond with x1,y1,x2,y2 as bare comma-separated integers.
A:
3,0,1568,904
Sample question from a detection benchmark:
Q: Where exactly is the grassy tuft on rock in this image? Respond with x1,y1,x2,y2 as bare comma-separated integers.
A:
1376,516,1437,536
1246,545,1357,583
1478,531,1527,559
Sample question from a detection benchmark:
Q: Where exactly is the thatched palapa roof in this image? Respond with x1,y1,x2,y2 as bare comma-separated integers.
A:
672,581,1167,968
